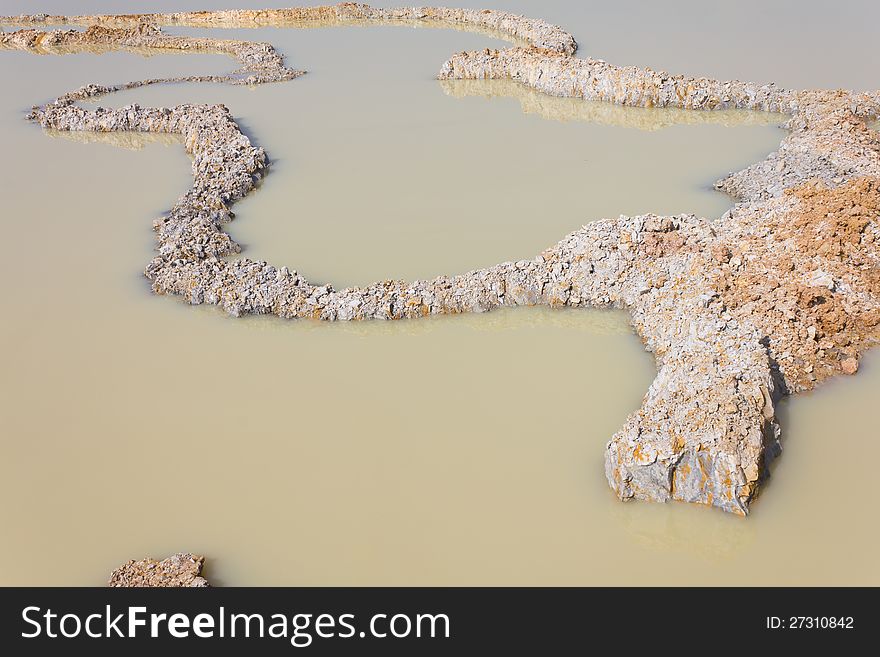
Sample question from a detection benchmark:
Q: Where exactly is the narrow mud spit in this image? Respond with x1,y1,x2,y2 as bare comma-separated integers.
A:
2,4,879,519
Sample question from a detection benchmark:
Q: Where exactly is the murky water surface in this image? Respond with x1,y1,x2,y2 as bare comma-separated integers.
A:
0,1,878,585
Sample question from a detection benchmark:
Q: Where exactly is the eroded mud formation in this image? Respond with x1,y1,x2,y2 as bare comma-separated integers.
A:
2,4,879,516
108,553,210,587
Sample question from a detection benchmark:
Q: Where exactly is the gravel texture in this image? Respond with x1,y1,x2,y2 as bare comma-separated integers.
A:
108,552,209,587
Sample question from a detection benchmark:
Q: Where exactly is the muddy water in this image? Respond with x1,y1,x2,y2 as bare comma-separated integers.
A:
1,2,879,586
88,25,783,287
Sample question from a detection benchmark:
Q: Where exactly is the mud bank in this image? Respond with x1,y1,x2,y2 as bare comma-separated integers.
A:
108,553,209,587
2,4,879,516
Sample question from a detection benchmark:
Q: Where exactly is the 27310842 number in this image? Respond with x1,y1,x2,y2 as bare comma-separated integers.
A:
766,616,855,629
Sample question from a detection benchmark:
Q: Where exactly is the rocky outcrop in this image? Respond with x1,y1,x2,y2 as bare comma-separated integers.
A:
108,553,209,587
2,4,879,515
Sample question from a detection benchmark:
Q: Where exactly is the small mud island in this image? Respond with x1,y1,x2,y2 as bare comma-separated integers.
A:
2,4,878,518
109,553,210,587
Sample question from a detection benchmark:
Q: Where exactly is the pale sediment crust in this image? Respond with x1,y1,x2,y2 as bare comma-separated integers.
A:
108,553,209,587
2,5,879,517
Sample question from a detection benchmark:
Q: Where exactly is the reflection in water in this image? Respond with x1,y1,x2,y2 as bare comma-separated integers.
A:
45,128,180,150
234,303,636,337
440,78,786,131
609,495,755,563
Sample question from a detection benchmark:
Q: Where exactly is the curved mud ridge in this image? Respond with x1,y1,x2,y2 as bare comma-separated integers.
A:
2,4,879,517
